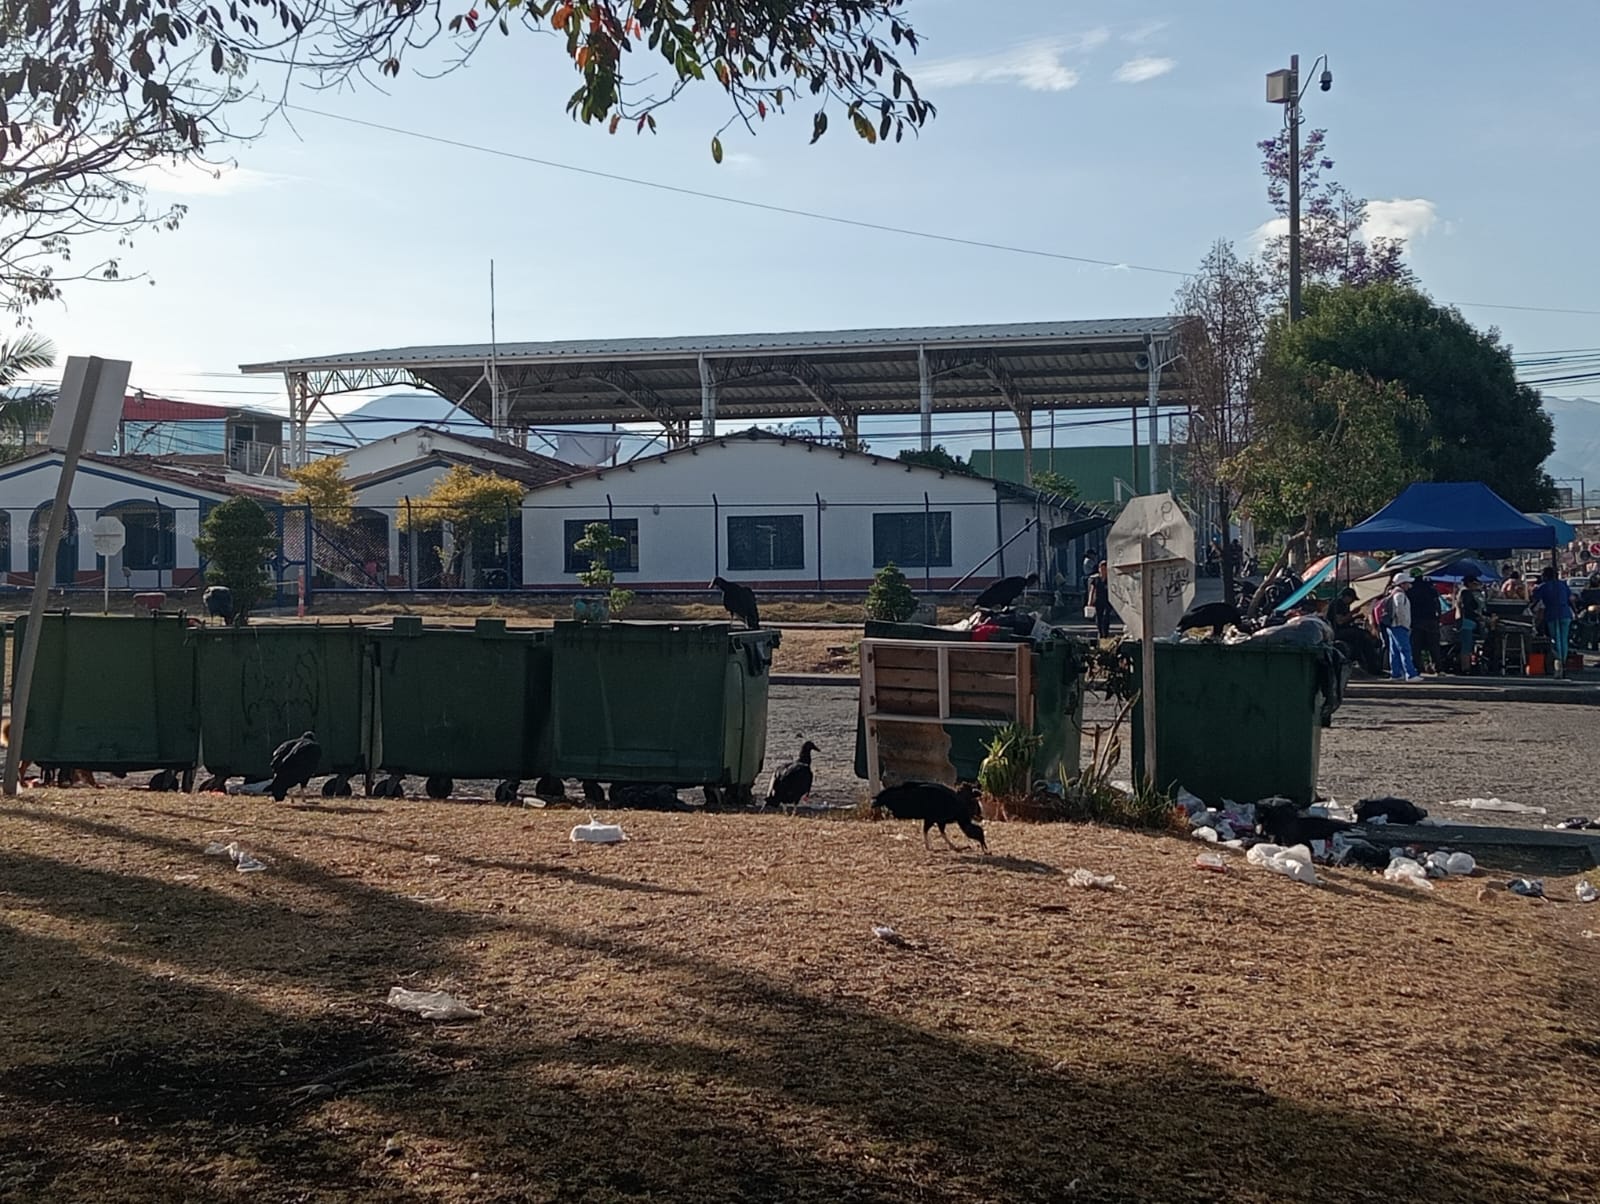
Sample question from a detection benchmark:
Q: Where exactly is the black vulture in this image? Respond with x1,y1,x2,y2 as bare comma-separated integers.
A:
1177,600,1244,640
203,585,234,626
975,573,1038,611
1355,796,1428,825
710,576,760,629
269,731,321,802
765,740,819,810
872,781,988,853
1255,799,1355,846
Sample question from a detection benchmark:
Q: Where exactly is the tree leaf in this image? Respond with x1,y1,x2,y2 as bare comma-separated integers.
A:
710,134,723,163
809,110,827,144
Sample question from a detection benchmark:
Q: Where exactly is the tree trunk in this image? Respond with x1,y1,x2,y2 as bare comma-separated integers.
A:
1244,528,1309,618
1218,486,1236,607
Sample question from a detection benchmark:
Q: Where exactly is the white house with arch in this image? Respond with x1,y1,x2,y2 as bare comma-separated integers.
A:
0,452,289,591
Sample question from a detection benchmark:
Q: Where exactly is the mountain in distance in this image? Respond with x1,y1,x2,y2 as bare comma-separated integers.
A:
307,392,490,448
1542,396,1600,495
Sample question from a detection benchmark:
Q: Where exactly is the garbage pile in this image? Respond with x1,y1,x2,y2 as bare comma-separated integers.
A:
1176,789,1499,890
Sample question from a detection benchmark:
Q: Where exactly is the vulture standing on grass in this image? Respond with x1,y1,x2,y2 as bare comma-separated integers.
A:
764,740,819,810
269,731,321,802
975,572,1038,611
872,781,989,853
711,576,760,629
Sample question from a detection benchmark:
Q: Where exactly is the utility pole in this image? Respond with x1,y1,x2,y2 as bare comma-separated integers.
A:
1267,54,1332,323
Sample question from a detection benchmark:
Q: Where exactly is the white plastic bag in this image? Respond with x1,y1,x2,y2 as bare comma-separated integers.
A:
1425,850,1476,877
1191,826,1220,844
570,815,626,844
1068,868,1124,892
386,987,483,1021
1576,880,1598,904
1384,856,1434,890
1247,842,1318,885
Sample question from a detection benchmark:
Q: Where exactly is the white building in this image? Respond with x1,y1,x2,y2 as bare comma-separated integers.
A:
517,430,1102,592
0,452,290,591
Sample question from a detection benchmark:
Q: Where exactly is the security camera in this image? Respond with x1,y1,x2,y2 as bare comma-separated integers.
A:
1319,68,1333,92
1134,352,1152,371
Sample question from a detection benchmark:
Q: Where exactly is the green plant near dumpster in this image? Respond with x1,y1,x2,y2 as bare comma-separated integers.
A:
977,722,1042,804
574,521,635,617
865,561,917,622
193,496,277,620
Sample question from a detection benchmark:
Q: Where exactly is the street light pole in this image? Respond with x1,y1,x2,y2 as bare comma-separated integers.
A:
1268,54,1331,325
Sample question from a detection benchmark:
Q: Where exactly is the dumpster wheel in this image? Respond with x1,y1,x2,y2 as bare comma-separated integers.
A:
425,775,453,800
370,774,406,799
533,776,565,800
581,780,606,804
702,785,722,811
197,773,228,794
494,778,520,803
322,775,354,798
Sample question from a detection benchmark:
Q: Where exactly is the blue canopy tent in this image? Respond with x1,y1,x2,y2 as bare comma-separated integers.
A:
1337,483,1558,553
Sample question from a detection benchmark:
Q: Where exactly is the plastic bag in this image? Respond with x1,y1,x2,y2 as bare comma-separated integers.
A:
1194,852,1228,873
1191,826,1220,844
1068,868,1124,892
1424,850,1476,877
1176,787,1205,816
1508,878,1545,898
1577,880,1599,904
386,987,483,1021
1384,856,1434,890
1247,842,1318,885
570,816,626,844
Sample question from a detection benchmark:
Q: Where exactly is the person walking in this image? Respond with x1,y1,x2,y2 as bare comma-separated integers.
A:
1532,565,1575,678
1380,573,1422,681
1088,559,1113,640
1456,572,1485,674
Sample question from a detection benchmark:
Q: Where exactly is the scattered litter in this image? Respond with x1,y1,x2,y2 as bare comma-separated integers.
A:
1424,850,1477,877
1246,843,1318,885
235,854,267,873
1507,878,1546,898
1068,868,1125,892
1193,852,1228,873
173,873,200,882
422,855,442,866
871,924,922,949
1556,816,1600,831
1384,857,1434,891
1577,880,1598,904
1447,797,1547,816
1583,930,1599,940
1190,826,1220,844
1357,796,1429,824
1176,787,1205,816
385,987,483,1021
230,779,272,796
203,842,230,856
570,816,626,844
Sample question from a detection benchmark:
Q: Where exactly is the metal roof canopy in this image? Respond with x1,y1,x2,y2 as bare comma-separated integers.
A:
242,317,1196,471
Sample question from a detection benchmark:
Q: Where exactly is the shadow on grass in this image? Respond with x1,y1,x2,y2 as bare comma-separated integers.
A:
0,812,1592,1202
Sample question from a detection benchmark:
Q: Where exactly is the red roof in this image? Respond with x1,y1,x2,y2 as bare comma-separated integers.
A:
121,393,235,422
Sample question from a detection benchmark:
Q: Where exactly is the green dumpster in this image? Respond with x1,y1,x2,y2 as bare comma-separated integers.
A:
369,617,551,787
1129,640,1328,806
193,624,373,784
10,613,198,771
549,621,779,793
852,622,1087,783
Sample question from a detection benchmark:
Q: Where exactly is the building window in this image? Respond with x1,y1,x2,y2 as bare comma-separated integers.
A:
105,503,176,571
726,514,804,572
873,511,952,568
563,518,639,574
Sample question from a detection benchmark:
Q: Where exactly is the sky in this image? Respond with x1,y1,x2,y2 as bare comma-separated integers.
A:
18,0,1600,461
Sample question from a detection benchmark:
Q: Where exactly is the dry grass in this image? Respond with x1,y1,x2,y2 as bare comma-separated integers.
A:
1,788,1597,1202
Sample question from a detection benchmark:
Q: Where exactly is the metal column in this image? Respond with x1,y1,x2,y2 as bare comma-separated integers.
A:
1146,343,1162,494
698,355,718,440
918,346,933,451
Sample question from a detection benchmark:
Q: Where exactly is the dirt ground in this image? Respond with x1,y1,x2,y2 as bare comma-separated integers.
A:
1,785,1597,1204
773,685,1600,827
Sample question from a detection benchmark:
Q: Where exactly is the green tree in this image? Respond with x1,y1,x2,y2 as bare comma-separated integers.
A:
1225,368,1426,539
398,465,524,587
898,445,975,476
0,333,56,461
865,561,916,621
573,520,634,616
5,1,932,312
1028,469,1078,499
193,496,277,619
285,456,355,528
1260,283,1555,511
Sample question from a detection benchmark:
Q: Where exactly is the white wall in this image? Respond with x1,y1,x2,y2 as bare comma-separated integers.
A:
519,439,1056,590
350,459,455,577
338,429,526,479
0,455,230,587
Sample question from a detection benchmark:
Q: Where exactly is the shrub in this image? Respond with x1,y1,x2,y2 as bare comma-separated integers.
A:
574,520,634,617
865,561,917,622
193,496,277,619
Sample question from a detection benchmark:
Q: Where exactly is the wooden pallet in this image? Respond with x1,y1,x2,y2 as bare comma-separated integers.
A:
860,639,1034,793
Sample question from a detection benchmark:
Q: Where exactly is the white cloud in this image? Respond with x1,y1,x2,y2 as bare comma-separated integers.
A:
918,30,1110,93
720,151,762,175
1113,56,1176,84
138,159,279,197
1123,20,1168,43
1362,198,1439,243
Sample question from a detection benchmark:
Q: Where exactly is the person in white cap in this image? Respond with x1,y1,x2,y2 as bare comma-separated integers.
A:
1378,572,1422,681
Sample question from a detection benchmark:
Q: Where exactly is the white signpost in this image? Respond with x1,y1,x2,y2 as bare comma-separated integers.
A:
91,515,127,615
4,355,133,797
1106,493,1196,791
